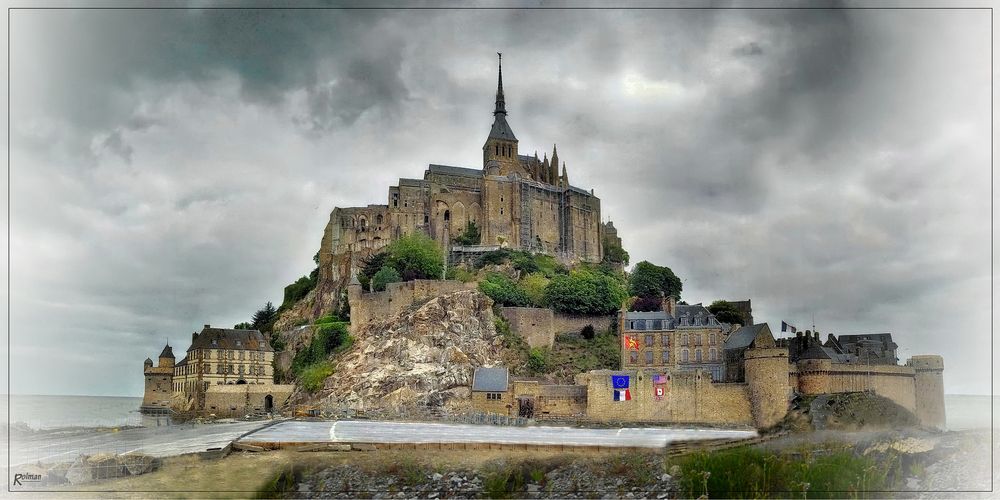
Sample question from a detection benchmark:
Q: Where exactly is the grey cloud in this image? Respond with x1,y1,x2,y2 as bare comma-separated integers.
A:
8,8,991,397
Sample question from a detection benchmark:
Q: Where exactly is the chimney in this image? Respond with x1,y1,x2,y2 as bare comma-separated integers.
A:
192,332,199,343
204,324,211,329
662,295,676,316
796,331,803,339
814,331,819,341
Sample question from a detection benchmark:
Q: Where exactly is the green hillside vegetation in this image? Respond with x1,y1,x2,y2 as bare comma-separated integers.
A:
290,314,353,392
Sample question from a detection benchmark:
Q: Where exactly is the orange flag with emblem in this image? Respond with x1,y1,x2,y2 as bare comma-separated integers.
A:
624,336,639,351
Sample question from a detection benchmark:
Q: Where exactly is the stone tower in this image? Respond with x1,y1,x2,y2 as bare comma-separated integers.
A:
482,53,520,175
910,355,946,429
158,344,175,369
744,347,789,428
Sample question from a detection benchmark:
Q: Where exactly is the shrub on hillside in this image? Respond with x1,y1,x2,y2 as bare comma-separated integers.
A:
519,272,550,307
300,362,334,393
479,273,531,307
628,261,682,301
358,252,390,290
581,324,596,340
386,233,444,281
544,269,627,316
371,265,402,292
527,347,550,374
452,221,481,246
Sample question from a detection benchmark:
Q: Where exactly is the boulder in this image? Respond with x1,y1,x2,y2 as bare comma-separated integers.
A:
117,453,157,476
65,455,93,485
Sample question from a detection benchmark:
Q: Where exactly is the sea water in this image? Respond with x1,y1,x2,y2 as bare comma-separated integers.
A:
2,394,172,430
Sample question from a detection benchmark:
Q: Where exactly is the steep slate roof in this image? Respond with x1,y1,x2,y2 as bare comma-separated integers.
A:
472,367,509,392
724,324,768,350
676,304,712,317
487,113,517,141
799,343,832,360
175,355,188,367
427,164,483,178
158,344,175,359
189,327,273,352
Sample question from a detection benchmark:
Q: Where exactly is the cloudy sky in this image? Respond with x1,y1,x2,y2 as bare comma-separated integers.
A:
5,6,993,397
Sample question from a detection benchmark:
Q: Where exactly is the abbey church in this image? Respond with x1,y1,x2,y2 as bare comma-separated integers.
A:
318,55,620,284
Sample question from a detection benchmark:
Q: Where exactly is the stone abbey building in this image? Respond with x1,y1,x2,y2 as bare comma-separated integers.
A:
319,55,620,287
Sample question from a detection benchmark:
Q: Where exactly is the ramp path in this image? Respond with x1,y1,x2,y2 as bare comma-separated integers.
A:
237,420,758,450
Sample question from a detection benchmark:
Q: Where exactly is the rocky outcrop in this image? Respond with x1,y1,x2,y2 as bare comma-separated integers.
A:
310,289,505,410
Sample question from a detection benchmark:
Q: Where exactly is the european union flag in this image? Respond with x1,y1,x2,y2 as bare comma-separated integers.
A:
611,375,630,389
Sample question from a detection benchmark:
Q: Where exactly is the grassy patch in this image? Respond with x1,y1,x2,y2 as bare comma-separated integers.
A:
254,465,303,499
545,331,621,383
672,445,900,499
299,362,334,393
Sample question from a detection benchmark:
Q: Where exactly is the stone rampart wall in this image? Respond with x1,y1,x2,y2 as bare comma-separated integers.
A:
580,369,753,426
350,279,478,330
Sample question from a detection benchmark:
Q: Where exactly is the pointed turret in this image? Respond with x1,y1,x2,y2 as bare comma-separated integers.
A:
542,154,550,183
549,145,559,185
561,162,569,188
483,53,519,172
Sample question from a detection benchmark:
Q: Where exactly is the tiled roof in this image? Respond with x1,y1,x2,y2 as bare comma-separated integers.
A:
472,367,509,392
189,327,273,352
158,344,175,359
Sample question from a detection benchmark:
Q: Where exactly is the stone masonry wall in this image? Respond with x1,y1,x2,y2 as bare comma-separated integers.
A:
203,384,295,417
910,355,946,429
580,369,753,426
551,312,616,336
499,307,554,348
796,360,918,412
349,279,478,330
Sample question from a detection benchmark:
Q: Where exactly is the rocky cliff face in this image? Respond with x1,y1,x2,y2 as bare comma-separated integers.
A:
307,289,505,410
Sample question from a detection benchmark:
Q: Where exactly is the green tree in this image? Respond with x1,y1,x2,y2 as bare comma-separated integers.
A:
358,251,390,291
234,321,252,330
386,233,444,281
628,261,682,300
544,269,627,315
479,273,531,307
371,265,402,292
519,272,550,307
602,240,630,266
708,300,744,326
452,221,481,246
252,302,278,333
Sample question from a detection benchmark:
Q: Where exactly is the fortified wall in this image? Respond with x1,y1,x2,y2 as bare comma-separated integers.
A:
348,279,478,330
499,306,616,349
792,355,945,429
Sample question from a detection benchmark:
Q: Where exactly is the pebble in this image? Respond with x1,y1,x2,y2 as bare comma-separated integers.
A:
660,473,671,482
527,484,540,493
431,472,443,481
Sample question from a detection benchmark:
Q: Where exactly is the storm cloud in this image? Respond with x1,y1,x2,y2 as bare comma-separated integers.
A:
6,7,992,397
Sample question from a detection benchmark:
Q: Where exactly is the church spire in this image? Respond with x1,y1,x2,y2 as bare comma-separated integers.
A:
494,52,506,116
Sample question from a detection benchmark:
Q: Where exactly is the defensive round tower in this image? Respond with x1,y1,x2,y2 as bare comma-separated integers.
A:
796,358,833,395
909,355,945,429
744,347,789,428
143,357,153,371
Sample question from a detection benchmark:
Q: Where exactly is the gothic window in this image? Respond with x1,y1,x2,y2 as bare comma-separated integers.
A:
376,214,383,225
444,210,450,222
645,350,653,365
392,194,399,208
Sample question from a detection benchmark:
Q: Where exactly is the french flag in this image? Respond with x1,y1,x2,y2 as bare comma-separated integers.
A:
613,389,631,401
781,321,797,334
